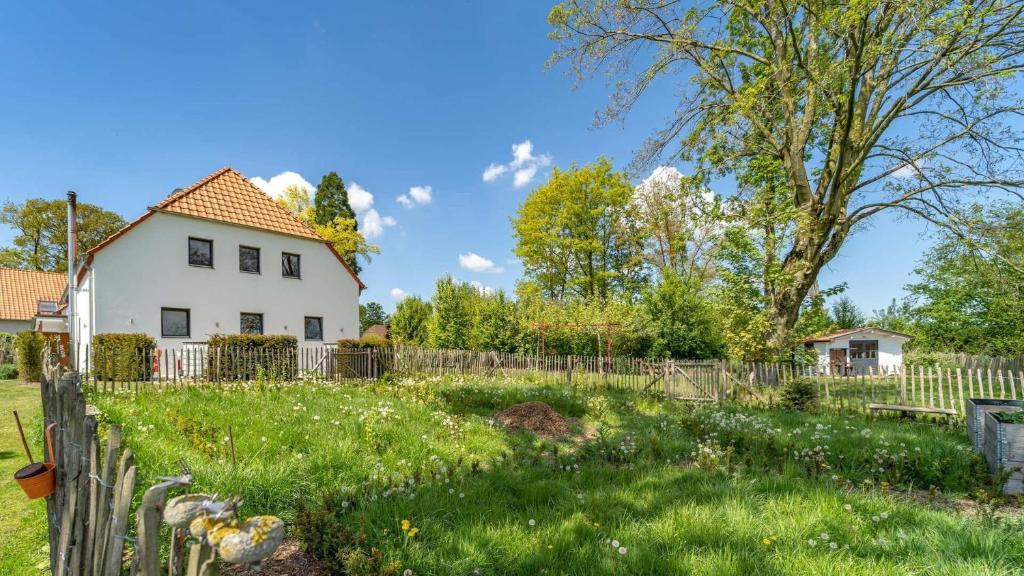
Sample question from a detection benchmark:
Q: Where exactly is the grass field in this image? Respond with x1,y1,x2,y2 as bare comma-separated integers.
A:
76,375,1023,575
0,380,48,575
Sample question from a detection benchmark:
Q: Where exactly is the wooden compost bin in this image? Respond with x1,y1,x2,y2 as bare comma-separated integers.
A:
967,398,1024,452
982,411,1024,494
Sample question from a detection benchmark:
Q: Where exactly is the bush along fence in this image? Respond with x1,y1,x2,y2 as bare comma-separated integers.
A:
21,359,285,575
77,341,1024,416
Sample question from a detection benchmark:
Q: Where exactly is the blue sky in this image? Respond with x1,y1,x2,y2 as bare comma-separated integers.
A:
0,1,934,314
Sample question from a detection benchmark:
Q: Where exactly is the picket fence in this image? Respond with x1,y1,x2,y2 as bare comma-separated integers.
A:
78,343,1024,417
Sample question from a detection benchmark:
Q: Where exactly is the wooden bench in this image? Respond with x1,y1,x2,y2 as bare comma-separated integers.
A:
868,403,957,420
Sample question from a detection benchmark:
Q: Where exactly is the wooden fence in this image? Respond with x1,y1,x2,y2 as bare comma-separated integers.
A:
78,343,1024,417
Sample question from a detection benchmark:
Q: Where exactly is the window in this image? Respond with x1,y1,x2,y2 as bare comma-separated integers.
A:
240,312,264,335
239,245,260,274
282,252,301,278
37,300,58,315
304,316,323,341
161,308,190,338
850,340,878,360
188,237,213,267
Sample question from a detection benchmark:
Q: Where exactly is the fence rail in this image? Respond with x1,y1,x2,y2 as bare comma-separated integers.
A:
77,343,1024,417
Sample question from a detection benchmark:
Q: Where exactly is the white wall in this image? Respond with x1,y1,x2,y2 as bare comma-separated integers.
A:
0,319,31,334
75,212,360,354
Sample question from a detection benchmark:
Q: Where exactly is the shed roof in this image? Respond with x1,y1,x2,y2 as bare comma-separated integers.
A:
804,327,914,344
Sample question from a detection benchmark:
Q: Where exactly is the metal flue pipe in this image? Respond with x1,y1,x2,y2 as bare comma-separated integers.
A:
66,191,77,371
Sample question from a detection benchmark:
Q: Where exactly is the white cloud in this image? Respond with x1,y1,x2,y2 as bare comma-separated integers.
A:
468,280,494,295
459,251,504,273
362,209,396,238
398,185,432,208
250,171,314,199
482,163,508,182
348,182,375,214
893,160,925,178
390,287,406,299
482,140,552,188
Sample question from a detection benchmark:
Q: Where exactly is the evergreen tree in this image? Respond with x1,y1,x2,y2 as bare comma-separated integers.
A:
314,172,361,273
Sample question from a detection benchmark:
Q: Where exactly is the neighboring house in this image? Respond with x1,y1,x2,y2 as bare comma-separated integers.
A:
0,268,66,334
362,324,388,340
71,166,364,360
804,327,913,375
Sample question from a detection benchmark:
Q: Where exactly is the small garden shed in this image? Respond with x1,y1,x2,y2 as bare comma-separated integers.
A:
804,327,912,375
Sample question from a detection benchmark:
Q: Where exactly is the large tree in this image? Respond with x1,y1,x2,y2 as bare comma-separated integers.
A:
359,301,389,334
830,295,865,329
0,198,125,272
907,204,1024,355
513,158,647,301
276,184,377,274
389,296,433,345
548,0,1024,350
314,172,361,273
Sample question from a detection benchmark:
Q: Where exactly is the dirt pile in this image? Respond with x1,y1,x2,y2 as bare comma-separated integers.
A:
495,401,573,439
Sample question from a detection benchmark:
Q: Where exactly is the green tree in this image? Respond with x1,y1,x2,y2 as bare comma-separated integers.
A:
277,184,378,274
871,298,917,335
830,296,865,330
0,198,125,271
359,302,388,335
641,271,723,359
427,276,479,349
313,172,363,272
907,204,1024,356
549,0,1024,348
389,296,433,346
513,158,646,301
470,291,527,353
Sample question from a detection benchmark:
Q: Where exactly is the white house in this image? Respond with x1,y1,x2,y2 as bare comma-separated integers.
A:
804,327,912,375
71,167,364,361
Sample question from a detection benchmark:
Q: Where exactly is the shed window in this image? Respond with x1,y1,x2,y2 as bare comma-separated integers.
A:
161,308,190,338
188,237,213,267
240,312,264,335
850,340,878,359
239,246,260,274
282,252,301,278
304,316,323,341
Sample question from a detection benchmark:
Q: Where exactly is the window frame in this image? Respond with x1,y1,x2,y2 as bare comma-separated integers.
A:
188,237,214,268
850,340,879,360
282,252,302,279
238,245,261,274
304,316,324,341
240,312,264,335
161,307,191,338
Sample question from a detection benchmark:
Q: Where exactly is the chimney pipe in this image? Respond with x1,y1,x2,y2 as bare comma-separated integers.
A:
67,191,77,371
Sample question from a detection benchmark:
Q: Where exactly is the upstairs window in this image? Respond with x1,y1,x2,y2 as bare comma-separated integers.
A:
188,237,213,267
161,308,190,338
239,245,260,274
240,312,264,335
282,252,301,279
304,316,323,341
37,300,58,315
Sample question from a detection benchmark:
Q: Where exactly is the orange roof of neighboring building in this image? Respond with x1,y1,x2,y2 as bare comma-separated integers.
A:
362,324,388,339
84,167,364,290
804,327,913,343
0,268,67,321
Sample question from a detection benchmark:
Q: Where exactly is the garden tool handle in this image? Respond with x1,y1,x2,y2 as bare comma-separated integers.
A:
45,422,57,465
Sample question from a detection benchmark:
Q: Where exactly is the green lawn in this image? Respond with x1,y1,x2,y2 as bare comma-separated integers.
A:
85,375,1022,575
0,380,48,576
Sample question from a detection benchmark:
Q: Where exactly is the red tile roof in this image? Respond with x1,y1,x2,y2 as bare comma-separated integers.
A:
0,268,67,321
804,327,913,343
85,167,364,289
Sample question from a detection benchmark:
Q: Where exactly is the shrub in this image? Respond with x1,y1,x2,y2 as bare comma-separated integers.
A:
780,377,819,411
0,332,15,364
206,334,297,381
92,333,156,382
358,335,390,349
0,363,18,380
14,331,44,382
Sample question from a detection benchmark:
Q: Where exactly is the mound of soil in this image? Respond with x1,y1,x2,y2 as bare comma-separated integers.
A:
495,401,573,439
221,539,327,576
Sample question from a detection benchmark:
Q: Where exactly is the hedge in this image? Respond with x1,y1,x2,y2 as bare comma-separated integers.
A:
0,332,15,364
0,363,18,380
206,334,298,381
14,331,44,383
92,333,156,382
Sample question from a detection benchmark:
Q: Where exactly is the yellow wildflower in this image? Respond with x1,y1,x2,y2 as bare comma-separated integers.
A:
408,527,419,537
401,519,411,532
762,538,772,546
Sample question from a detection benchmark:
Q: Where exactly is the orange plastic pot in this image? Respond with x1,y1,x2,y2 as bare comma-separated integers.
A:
14,423,57,500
